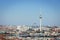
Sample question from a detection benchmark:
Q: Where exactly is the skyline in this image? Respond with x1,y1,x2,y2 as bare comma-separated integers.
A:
0,0,60,26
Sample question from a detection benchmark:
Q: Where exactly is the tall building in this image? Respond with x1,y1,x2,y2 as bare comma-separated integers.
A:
39,15,42,32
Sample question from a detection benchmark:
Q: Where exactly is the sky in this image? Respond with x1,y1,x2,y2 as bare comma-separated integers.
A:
0,0,60,26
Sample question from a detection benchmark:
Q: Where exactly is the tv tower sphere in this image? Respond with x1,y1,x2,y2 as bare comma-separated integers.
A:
40,16,42,19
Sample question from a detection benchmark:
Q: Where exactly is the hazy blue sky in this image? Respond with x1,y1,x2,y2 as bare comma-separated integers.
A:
0,0,60,26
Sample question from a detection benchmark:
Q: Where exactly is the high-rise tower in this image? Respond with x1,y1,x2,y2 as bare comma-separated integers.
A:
39,15,42,32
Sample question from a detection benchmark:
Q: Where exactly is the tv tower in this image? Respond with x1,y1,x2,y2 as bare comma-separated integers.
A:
39,15,42,32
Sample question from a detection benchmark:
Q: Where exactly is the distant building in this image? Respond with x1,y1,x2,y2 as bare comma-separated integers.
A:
17,25,31,32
